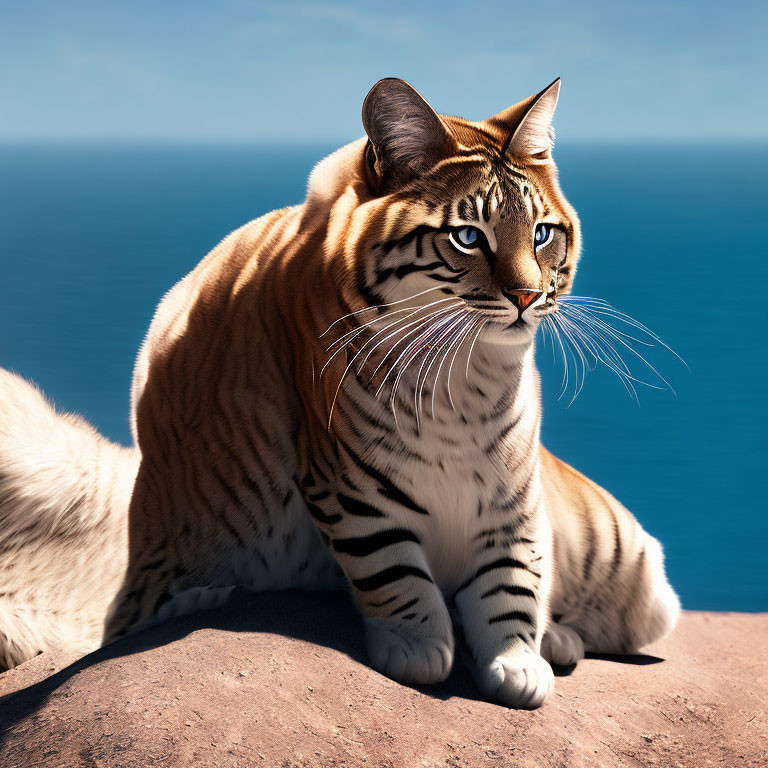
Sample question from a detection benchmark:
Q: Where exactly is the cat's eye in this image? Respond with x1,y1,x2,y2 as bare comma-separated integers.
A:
449,226,484,253
534,223,555,250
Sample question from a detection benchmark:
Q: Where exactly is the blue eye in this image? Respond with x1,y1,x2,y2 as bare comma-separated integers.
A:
449,226,483,251
534,223,555,250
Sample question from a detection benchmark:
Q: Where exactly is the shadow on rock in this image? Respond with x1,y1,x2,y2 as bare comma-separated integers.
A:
0,588,670,741
0,588,367,739
585,651,665,665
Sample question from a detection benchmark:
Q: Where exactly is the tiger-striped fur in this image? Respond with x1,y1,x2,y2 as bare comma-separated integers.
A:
0,78,678,707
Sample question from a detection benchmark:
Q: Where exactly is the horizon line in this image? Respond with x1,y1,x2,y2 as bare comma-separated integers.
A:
1,137,767,147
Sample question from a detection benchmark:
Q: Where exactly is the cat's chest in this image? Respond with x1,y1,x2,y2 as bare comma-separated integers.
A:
338,390,537,520
399,409,538,525
383,421,537,589
321,382,541,590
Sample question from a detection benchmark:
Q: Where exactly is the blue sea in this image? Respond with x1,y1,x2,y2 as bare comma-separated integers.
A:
0,143,766,612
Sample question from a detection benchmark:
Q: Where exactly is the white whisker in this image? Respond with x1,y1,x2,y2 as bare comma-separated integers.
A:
320,307,421,379
325,305,416,352
410,312,468,426
446,317,481,410
540,292,686,404
430,313,473,417
562,305,675,394
412,311,469,422
319,285,445,337
556,313,640,403
377,308,465,400
561,296,688,369
367,304,463,387
464,320,487,380
550,314,590,404
326,302,462,428
328,294,463,354
389,310,468,428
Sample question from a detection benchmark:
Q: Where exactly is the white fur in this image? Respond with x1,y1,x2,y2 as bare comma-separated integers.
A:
0,369,138,667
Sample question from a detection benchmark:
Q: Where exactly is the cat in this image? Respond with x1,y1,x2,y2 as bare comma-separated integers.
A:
0,77,679,708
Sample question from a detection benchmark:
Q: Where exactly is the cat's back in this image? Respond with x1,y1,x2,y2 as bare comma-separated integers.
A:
129,205,310,441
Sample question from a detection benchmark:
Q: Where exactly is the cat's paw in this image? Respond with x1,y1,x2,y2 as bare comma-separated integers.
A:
471,650,554,709
363,618,454,685
541,622,585,667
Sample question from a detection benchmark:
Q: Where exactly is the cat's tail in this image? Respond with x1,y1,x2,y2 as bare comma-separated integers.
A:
0,368,140,669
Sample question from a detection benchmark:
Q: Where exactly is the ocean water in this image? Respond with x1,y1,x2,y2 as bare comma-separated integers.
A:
0,143,766,612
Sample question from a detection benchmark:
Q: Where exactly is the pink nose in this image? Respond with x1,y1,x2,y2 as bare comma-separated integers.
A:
503,289,542,314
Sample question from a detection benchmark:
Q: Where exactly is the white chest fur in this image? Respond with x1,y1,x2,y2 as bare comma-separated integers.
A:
337,342,542,591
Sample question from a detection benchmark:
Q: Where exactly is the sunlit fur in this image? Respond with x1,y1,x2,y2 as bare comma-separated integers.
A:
0,80,678,707
0,370,137,668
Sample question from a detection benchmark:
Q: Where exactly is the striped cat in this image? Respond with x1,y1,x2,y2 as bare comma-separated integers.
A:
0,78,679,708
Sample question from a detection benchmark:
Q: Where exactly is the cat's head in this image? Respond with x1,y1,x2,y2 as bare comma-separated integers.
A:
322,78,581,350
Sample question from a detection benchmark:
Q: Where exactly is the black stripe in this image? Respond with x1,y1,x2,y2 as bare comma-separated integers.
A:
488,610,534,626
149,589,175,621
379,224,433,255
340,442,429,516
375,260,445,285
309,460,330,483
482,182,498,222
619,546,647,651
425,271,467,284
480,584,537,600
496,406,525,442
306,502,342,526
503,631,534,648
333,528,420,557
581,499,598,582
368,594,398,608
337,392,391,434
419,152,492,180
493,473,535,513
387,597,419,617
455,557,536,594
336,492,386,517
431,240,469,274
352,565,433,592
467,195,479,221
608,504,623,578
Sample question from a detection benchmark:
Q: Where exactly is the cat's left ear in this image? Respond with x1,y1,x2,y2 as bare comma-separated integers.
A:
362,78,458,189
489,78,561,163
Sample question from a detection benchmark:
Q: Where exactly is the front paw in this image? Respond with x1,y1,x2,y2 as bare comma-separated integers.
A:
471,650,554,709
541,622,585,667
364,618,454,685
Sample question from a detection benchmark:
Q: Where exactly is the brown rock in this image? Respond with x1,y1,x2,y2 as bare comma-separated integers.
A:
0,591,765,767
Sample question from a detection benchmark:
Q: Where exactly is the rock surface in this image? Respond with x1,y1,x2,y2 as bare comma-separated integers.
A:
0,591,765,768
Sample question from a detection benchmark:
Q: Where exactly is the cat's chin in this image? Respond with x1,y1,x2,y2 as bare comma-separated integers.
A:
479,321,538,349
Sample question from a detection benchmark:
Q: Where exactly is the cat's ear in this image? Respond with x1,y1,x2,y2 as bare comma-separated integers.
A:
362,78,457,188
489,78,561,163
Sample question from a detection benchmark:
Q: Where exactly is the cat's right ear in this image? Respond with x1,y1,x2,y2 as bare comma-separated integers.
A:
362,78,457,191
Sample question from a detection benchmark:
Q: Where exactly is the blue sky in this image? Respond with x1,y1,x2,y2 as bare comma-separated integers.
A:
1,0,765,142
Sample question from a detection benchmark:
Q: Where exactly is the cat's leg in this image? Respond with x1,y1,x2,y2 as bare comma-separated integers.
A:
104,464,337,644
554,529,680,655
548,494,680,655
541,449,680,657
540,621,584,666
453,506,555,708
305,488,454,685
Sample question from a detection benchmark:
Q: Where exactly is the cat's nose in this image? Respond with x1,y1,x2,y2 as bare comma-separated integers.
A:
502,288,543,314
